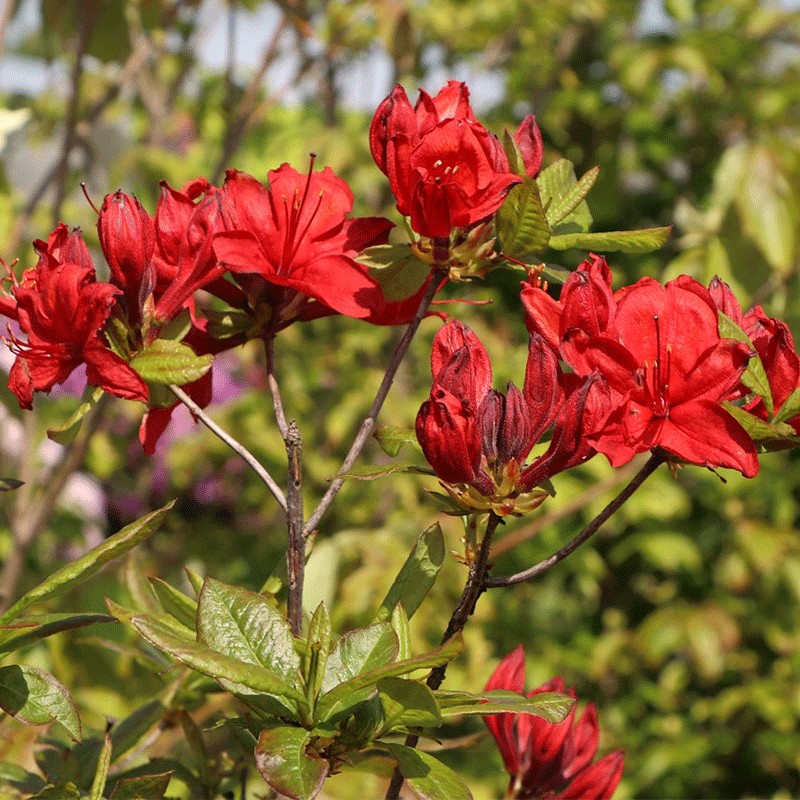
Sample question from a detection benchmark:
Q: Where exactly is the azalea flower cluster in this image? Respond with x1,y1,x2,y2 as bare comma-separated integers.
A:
484,647,624,800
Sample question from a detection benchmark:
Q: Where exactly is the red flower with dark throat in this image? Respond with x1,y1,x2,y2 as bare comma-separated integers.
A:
212,161,394,330
523,261,760,477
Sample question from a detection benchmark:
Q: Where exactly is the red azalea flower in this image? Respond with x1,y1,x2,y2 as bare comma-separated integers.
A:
523,262,759,476
513,115,545,178
370,81,521,239
484,647,624,800
3,228,147,408
212,163,394,330
415,319,598,513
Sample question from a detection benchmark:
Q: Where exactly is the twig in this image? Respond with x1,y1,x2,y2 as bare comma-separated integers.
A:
384,511,502,800
303,268,446,536
485,452,664,588
491,458,642,557
264,335,305,636
0,393,110,612
168,384,287,513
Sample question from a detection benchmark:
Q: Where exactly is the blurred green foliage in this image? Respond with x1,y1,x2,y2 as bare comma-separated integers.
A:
0,0,799,797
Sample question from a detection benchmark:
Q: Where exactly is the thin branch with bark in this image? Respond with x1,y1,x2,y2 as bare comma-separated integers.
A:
169,384,287,513
303,269,446,536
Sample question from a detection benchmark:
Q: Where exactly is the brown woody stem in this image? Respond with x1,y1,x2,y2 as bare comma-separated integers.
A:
384,511,501,799
485,452,664,588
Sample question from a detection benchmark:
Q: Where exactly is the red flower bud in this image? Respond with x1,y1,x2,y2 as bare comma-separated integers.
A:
97,191,156,320
416,386,480,484
514,114,544,178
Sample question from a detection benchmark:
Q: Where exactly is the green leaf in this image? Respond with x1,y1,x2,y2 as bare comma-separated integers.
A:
149,577,197,630
0,613,114,655
316,634,463,722
435,689,573,722
0,664,81,741
377,524,445,622
204,307,253,339
109,771,172,799
0,503,174,624
321,622,398,694
373,425,421,458
255,727,329,800
130,613,305,703
130,339,213,386
545,166,600,227
390,604,411,662
0,477,24,492
338,463,433,480
303,603,331,707
47,386,104,445
31,783,82,799
775,387,800,425
386,744,472,800
110,700,167,762
197,578,300,687
378,677,441,731
537,159,593,233
496,177,551,259
0,760,46,794
88,732,111,800
358,244,432,303
548,227,672,253
502,129,526,176
157,309,192,342
723,403,800,444
717,311,773,416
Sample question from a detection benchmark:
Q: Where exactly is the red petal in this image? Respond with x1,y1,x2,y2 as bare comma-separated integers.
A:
83,339,148,403
514,114,544,177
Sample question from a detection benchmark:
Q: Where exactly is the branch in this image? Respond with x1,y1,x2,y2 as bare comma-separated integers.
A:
168,384,287,513
384,511,501,800
485,452,664,589
303,269,446,536
265,335,305,637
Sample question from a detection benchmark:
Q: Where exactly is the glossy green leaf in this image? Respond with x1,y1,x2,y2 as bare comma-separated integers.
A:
255,727,329,800
88,732,111,800
496,177,551,259
0,503,173,624
718,311,773,416
436,689,573,722
537,159,593,233
109,771,172,800
316,633,463,722
373,425,421,457
47,386,103,445
197,578,300,685
502,129,526,176
775,387,800,425
304,603,331,706
387,744,472,800
723,403,800,444
131,613,304,702
378,677,441,730
0,613,114,655
149,577,197,630
358,243,432,302
0,664,81,741
390,604,411,662
545,166,600,227
338,463,433,480
31,783,82,799
548,227,672,253
377,524,445,621
321,622,398,694
130,339,213,386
